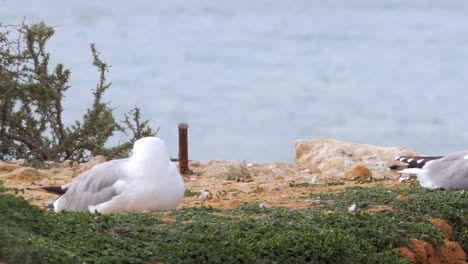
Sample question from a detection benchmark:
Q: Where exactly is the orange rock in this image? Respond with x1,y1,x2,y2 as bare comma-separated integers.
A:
438,239,467,264
429,218,453,240
343,165,372,181
398,236,466,264
229,199,241,207
396,247,416,263
396,195,408,202
409,239,440,264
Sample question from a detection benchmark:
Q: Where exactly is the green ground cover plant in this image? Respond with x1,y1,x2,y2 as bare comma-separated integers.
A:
1,181,466,263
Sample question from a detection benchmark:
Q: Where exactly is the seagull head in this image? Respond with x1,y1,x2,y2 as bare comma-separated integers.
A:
131,137,170,165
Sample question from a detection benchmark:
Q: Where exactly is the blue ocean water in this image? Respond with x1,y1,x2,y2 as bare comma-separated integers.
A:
2,0,468,162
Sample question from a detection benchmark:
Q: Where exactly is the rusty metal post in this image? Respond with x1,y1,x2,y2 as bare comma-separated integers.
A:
178,123,189,174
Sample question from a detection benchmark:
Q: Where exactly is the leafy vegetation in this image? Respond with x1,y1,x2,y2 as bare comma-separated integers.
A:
288,181,345,188
309,186,467,250
0,21,156,165
184,189,199,197
1,181,466,263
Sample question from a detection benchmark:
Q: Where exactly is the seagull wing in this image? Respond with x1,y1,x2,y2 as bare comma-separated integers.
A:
53,159,129,212
424,152,468,189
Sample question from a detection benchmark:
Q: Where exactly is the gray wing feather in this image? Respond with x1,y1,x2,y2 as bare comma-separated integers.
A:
55,159,129,211
425,152,468,189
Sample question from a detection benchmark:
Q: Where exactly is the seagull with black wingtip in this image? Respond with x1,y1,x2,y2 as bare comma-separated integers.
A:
392,152,468,190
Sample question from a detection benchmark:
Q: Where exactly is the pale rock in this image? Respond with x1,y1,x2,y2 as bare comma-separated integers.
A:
46,160,74,169
32,193,44,200
62,160,73,168
38,178,51,186
247,164,271,177
76,155,107,174
269,162,295,177
198,190,210,201
206,160,246,166
13,159,26,166
319,158,347,176
38,168,75,179
203,161,252,182
275,176,285,182
0,162,21,173
0,167,40,181
308,175,318,184
295,137,417,180
46,161,60,169
189,161,202,168
247,162,296,179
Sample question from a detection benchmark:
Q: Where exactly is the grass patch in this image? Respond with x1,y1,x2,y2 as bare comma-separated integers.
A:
0,181,466,263
288,181,345,188
310,186,467,250
288,182,315,188
325,181,345,186
184,189,199,197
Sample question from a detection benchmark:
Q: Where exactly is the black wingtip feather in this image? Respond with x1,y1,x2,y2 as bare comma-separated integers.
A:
392,156,444,169
389,165,408,170
40,186,68,195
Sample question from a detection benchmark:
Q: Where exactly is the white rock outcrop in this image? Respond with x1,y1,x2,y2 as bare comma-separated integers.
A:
295,137,417,180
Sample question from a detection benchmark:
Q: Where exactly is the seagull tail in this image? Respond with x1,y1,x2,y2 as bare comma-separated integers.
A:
39,185,68,195
392,156,443,169
45,197,59,209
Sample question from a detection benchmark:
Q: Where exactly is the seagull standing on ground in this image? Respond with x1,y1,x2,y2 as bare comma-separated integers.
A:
394,152,468,190
48,137,185,213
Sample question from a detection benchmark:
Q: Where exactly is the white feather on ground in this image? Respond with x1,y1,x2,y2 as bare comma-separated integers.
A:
400,151,468,190
49,137,185,213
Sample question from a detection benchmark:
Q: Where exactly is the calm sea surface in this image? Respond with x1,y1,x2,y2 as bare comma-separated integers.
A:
2,0,468,162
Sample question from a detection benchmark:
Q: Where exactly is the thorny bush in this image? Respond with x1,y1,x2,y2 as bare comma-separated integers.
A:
0,21,156,165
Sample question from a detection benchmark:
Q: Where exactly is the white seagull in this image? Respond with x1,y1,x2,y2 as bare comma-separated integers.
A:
48,137,185,213
394,152,468,190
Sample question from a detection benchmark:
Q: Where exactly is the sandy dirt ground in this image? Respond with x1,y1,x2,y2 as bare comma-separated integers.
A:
1,160,407,212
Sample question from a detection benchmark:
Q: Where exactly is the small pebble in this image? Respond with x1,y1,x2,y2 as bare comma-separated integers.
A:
198,190,210,201
396,195,408,202
38,178,50,186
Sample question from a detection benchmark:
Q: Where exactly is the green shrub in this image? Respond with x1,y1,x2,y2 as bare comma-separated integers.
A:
0,21,156,165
